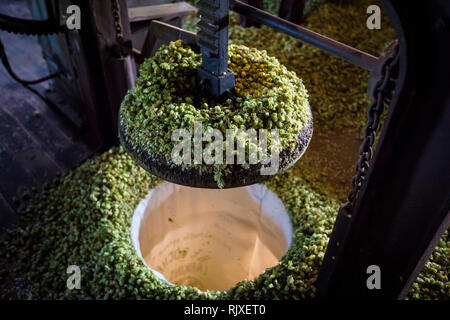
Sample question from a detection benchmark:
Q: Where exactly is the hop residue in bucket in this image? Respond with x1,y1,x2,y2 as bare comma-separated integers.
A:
131,182,293,291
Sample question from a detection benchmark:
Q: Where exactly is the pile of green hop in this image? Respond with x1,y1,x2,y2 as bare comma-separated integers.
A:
120,41,310,187
1,148,446,299
0,147,337,299
407,233,449,300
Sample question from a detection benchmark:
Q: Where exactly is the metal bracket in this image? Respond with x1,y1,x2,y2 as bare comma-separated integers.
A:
196,0,235,98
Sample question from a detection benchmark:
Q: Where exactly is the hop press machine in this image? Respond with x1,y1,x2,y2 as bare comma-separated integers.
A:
0,0,448,299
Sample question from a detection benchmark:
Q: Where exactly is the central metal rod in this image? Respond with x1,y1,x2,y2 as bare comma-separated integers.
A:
230,0,379,71
197,0,235,98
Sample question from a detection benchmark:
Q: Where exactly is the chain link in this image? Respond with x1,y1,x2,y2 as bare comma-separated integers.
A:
340,43,400,218
110,0,131,58
111,0,124,42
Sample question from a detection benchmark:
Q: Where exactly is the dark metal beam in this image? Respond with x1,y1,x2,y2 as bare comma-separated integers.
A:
316,0,450,299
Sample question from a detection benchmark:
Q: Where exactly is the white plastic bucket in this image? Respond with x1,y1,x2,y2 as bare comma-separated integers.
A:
131,182,293,291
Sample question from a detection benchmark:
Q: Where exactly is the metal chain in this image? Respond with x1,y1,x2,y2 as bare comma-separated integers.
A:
340,43,400,218
111,0,124,43
110,0,131,58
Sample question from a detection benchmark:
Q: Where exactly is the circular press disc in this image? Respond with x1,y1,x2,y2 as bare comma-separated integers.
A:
119,110,313,189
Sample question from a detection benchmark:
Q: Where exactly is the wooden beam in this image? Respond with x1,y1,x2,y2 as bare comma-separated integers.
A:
128,2,197,23
73,0,136,146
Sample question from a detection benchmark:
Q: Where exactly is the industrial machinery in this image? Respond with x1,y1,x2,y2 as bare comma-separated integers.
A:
119,0,398,189
0,0,448,299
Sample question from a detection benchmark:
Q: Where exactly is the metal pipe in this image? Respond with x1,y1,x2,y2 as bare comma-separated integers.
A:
230,0,379,71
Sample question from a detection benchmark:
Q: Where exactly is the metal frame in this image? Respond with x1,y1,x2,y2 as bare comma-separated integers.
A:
315,0,450,299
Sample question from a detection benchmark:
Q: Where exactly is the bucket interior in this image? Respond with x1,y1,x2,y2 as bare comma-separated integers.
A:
131,182,293,291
